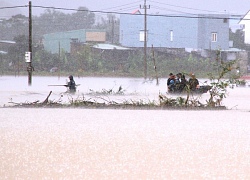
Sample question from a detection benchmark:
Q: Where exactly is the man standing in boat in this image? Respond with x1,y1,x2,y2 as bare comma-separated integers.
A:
188,73,199,91
68,75,76,93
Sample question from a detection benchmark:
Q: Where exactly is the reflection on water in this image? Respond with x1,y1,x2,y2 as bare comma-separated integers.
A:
0,76,250,179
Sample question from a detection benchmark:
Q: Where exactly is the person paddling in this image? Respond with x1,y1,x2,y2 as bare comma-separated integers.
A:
68,75,76,93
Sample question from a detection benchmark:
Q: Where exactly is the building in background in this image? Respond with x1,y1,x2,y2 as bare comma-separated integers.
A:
239,10,250,44
120,13,229,50
0,40,15,54
43,29,106,54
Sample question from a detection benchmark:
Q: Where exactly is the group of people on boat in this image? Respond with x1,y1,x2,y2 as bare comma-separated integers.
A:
59,73,208,94
167,72,200,93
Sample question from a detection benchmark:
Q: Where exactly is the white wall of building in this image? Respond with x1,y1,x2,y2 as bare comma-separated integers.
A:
239,11,250,44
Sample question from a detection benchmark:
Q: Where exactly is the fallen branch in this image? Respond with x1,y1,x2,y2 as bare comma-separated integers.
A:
42,91,52,105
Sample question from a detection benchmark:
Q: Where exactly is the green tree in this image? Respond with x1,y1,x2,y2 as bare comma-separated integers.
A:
33,50,60,72
33,10,71,41
70,7,95,29
5,35,28,74
74,44,93,72
32,7,95,42
0,14,28,40
94,14,120,44
207,50,240,107
229,28,245,49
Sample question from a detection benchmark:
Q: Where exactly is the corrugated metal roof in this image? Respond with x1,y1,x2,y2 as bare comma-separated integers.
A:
222,48,245,52
0,51,7,54
239,10,250,24
93,44,130,50
131,9,141,14
0,40,15,44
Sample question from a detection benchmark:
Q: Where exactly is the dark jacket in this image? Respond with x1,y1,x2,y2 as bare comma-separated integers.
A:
68,76,76,93
188,78,199,90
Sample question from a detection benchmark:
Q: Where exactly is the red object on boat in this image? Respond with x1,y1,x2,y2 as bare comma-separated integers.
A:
240,76,250,80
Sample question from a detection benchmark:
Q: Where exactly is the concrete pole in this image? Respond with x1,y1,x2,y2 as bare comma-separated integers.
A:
143,0,147,79
28,1,33,85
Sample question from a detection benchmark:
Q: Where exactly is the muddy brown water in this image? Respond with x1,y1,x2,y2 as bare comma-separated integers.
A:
1,76,250,179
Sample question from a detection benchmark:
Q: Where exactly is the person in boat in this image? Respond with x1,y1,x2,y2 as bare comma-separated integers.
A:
180,73,187,85
67,75,76,93
175,73,187,92
188,73,199,91
167,73,173,86
167,73,176,92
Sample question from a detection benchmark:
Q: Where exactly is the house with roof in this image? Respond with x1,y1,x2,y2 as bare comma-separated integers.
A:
70,41,133,70
43,29,106,54
0,40,15,54
239,11,250,44
120,13,229,50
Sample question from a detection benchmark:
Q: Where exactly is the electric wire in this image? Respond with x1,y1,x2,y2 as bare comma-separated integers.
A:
148,0,230,14
31,5,243,20
0,5,27,10
0,5,246,21
97,0,141,11
152,5,199,15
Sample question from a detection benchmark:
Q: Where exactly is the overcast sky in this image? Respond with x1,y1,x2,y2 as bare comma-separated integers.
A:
0,0,249,19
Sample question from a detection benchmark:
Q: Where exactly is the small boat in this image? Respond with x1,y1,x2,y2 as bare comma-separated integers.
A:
168,85,212,94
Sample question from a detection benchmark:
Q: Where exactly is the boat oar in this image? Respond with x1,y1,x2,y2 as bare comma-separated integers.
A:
48,84,80,87
48,84,68,87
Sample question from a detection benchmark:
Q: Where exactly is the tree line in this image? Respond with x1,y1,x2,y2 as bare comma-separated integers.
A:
0,7,119,43
0,6,120,75
0,7,248,77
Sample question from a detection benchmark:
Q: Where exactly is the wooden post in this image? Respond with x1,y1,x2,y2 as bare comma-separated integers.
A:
58,41,61,79
140,0,150,79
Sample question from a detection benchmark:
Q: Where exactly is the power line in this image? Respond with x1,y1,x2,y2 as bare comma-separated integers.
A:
0,2,243,16
97,1,141,11
114,5,140,12
0,5,27,10
148,0,228,14
0,5,246,21
32,5,244,21
101,5,139,13
152,5,199,15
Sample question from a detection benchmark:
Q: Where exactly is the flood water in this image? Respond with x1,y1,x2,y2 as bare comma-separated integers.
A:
1,76,250,179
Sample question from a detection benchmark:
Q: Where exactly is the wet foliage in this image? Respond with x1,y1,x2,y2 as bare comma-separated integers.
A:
6,89,226,110
7,91,63,108
206,50,241,107
87,86,125,95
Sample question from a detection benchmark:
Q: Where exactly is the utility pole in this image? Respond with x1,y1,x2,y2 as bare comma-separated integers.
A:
58,41,61,79
27,1,33,85
140,0,150,79
109,15,116,44
111,16,114,44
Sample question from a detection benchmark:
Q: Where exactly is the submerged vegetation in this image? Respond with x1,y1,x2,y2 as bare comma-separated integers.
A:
206,50,241,107
87,86,125,95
